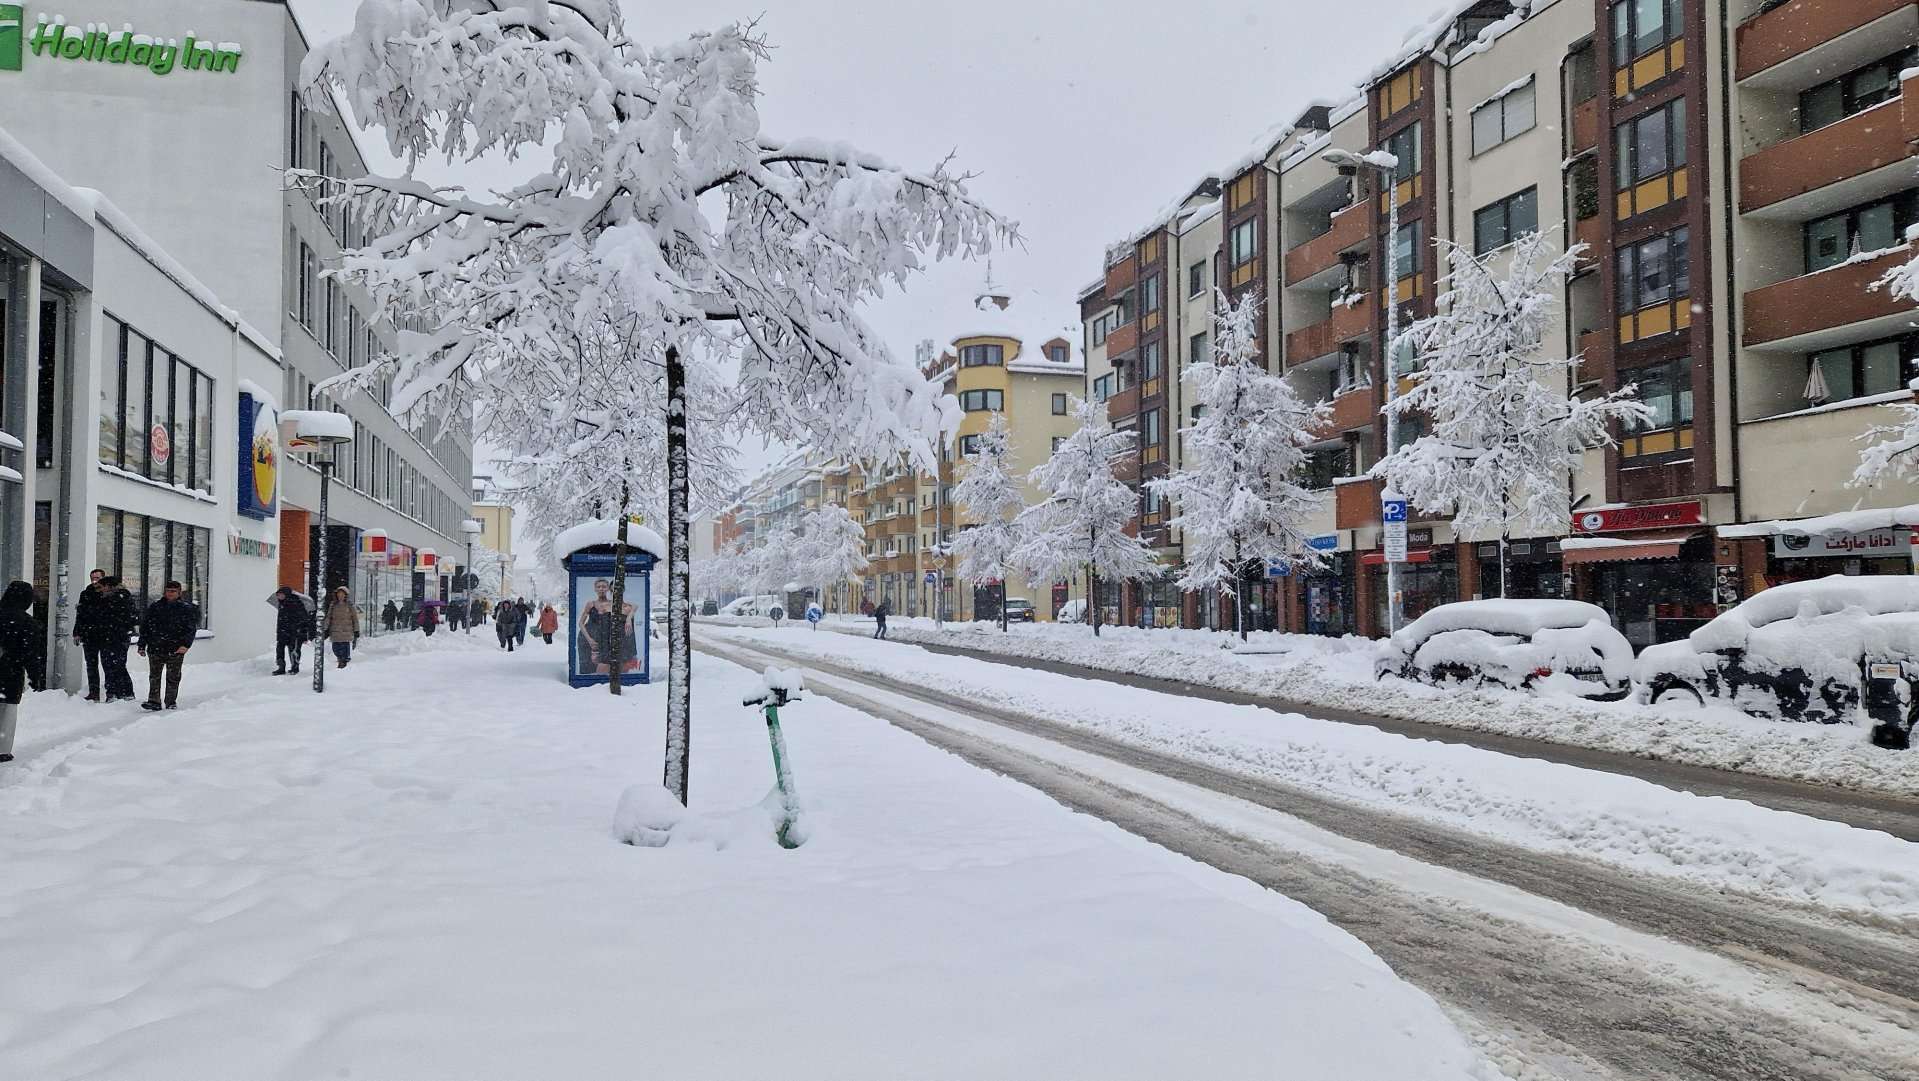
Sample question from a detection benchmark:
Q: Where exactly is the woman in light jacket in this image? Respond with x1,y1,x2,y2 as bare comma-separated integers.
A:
323,587,360,668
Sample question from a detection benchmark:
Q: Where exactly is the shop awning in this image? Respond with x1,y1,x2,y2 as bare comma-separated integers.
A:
1360,549,1434,566
1559,533,1690,564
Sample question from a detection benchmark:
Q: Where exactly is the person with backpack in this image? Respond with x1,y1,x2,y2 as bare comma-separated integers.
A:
1,581,47,763
138,581,200,711
268,586,313,675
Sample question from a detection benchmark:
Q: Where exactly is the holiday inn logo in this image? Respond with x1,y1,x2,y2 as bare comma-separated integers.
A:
0,10,243,76
0,7,23,73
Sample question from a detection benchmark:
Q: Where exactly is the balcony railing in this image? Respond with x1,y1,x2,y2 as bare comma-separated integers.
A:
1744,242,1916,348
1333,476,1384,530
1284,293,1372,365
1741,101,1914,214
1570,98,1599,152
1105,321,1138,358
1736,0,1915,83
1105,384,1141,423
1284,204,1370,286
1105,255,1137,296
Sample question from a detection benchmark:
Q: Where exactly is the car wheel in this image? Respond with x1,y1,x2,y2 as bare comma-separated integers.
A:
1649,680,1704,709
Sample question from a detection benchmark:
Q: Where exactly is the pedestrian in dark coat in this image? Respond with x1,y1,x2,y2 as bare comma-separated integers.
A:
1,581,46,763
872,600,889,640
495,600,524,651
513,597,530,645
382,600,398,632
74,570,136,701
446,598,466,632
269,586,313,675
417,603,440,636
468,597,484,632
138,581,199,711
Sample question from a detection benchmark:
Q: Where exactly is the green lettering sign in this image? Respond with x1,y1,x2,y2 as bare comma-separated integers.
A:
4,12,242,75
0,6,23,73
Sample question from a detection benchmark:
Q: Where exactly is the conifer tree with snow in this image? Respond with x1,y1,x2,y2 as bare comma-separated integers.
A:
1851,229,1919,485
794,504,868,614
950,414,1027,631
1150,291,1328,639
1372,232,1649,597
1016,397,1157,636
301,3,1009,808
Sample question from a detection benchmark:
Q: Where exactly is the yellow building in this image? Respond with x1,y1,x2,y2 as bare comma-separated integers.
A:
468,474,515,595
852,287,1084,621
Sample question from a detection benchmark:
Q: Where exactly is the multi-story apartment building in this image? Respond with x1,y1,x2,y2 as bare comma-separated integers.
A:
1079,0,1919,645
3,0,474,627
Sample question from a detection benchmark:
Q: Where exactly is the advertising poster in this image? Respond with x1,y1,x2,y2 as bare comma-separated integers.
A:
573,575,640,678
236,392,278,520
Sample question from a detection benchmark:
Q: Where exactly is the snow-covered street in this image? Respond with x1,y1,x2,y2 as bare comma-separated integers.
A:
0,634,1494,1081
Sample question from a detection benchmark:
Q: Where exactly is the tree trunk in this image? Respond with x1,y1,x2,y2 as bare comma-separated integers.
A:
1237,568,1250,642
608,470,629,697
663,346,692,806
1499,532,1511,599
1089,570,1101,637
999,580,1007,633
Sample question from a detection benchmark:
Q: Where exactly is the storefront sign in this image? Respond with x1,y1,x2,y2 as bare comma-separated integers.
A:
1772,528,1907,559
228,534,277,559
1572,500,1701,534
1305,534,1339,552
236,392,278,520
2,12,244,76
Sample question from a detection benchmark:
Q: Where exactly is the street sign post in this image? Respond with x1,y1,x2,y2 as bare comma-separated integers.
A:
1382,497,1409,565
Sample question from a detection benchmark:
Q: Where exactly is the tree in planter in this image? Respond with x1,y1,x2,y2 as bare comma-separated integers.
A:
1150,290,1328,640
1851,229,1919,485
793,504,868,615
1372,232,1647,598
301,4,1009,807
950,415,1027,631
1016,397,1157,636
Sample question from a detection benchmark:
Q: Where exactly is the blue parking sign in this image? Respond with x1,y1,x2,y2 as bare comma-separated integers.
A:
1382,499,1408,523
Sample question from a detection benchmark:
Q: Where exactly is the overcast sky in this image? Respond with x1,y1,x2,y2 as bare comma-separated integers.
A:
292,0,1451,483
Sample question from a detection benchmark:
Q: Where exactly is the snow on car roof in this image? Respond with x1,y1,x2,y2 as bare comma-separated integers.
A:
1691,575,1919,650
1393,599,1612,646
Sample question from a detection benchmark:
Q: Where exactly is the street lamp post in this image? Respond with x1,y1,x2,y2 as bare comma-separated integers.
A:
1323,147,1405,633
461,519,482,635
280,411,355,693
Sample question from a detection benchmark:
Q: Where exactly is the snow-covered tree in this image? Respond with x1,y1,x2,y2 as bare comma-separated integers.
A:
793,504,868,613
1372,232,1648,597
950,415,1027,631
1016,397,1157,636
1150,291,1328,639
301,5,1009,806
464,541,512,598
1851,227,1919,486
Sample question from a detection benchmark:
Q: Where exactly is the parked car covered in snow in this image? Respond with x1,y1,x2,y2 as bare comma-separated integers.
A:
1633,576,1919,739
1056,599,1087,624
718,594,781,618
1377,600,1633,699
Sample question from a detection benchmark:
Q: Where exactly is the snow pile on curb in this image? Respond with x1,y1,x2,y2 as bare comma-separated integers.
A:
822,618,1919,798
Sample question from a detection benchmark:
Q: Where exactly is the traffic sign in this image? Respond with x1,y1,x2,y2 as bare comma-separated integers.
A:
1381,498,1408,523
1383,521,1409,563
924,571,937,584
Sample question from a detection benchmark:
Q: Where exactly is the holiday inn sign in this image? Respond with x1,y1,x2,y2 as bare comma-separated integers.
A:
0,8,244,75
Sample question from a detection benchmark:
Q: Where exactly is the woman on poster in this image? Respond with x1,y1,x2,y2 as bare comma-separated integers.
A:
576,578,639,674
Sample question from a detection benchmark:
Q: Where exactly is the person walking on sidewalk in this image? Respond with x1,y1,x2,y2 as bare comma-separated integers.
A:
268,586,313,675
537,604,559,644
0,581,47,763
514,597,531,646
323,587,360,668
495,599,524,652
872,600,889,640
75,571,136,701
72,569,104,699
138,581,199,712
446,596,467,633
417,602,440,637
467,596,484,632
382,600,398,632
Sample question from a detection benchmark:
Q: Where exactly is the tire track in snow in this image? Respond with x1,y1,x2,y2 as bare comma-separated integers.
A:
702,637,1919,1081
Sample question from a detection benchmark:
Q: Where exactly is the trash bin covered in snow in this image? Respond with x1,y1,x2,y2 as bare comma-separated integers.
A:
557,519,663,688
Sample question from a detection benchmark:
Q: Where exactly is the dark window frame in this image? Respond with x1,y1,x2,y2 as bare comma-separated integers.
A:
1473,186,1540,253
1610,0,1684,69
959,343,1005,367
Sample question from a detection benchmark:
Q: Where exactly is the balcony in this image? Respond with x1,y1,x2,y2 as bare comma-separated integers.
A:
1284,293,1372,366
1324,384,1379,436
1105,254,1137,296
1334,476,1384,530
1736,0,1916,86
920,507,942,528
1570,98,1599,152
1744,242,1917,350
1284,205,1370,287
1740,98,1915,218
1105,384,1140,423
1105,321,1138,358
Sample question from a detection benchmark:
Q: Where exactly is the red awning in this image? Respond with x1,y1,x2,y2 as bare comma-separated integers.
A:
1360,549,1434,566
1560,532,1691,565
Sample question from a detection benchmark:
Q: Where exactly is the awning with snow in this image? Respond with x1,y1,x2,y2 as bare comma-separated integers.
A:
1559,532,1692,564
1716,505,1919,539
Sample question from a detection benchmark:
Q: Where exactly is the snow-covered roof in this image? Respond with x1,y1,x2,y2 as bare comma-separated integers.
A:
948,289,1079,366
1718,506,1919,539
555,519,667,561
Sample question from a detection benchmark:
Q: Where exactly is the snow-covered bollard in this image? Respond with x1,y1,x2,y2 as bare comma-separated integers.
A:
745,667,807,849
612,783,688,848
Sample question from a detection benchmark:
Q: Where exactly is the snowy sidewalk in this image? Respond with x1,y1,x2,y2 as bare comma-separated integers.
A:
0,635,1495,1081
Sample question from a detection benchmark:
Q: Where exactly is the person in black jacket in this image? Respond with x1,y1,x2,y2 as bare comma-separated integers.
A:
1,581,46,763
139,581,201,711
75,573,137,701
269,586,313,675
382,600,398,632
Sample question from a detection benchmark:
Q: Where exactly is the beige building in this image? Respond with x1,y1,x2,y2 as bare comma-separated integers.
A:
468,474,515,595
